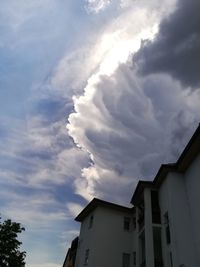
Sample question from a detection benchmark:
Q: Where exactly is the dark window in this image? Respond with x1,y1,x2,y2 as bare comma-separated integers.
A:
133,217,136,230
151,190,161,224
153,227,163,267
169,252,173,267
122,253,130,267
139,231,146,267
166,225,171,244
151,190,160,210
124,217,130,231
89,215,93,229
84,249,89,265
133,251,136,266
164,212,171,244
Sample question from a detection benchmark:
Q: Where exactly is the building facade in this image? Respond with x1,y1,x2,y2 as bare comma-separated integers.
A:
63,237,79,267
74,199,136,267
63,125,200,267
131,125,200,267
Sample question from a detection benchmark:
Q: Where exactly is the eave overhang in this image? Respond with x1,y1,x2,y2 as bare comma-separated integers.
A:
75,198,133,222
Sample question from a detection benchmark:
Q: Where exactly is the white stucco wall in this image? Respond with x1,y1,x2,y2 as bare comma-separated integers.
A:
159,170,198,267
75,206,135,267
184,154,200,265
144,188,155,267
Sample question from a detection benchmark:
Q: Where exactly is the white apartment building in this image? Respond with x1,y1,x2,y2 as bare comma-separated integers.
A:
74,199,136,267
69,124,200,267
131,124,200,267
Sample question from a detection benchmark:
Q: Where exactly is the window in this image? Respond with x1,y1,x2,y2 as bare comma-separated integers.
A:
166,225,171,244
151,190,160,210
169,252,173,267
89,215,93,229
139,231,145,266
151,190,161,224
124,217,130,231
133,217,136,230
153,227,163,266
122,253,130,267
84,249,89,265
133,251,136,266
164,212,171,244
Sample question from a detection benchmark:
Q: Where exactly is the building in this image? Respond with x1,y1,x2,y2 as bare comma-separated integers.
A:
63,237,79,267
64,125,200,267
131,124,200,267
75,198,135,267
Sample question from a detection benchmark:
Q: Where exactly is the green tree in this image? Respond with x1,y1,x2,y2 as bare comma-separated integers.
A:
0,217,26,267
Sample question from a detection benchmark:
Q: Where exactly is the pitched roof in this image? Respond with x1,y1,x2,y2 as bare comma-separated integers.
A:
131,124,200,205
75,198,133,222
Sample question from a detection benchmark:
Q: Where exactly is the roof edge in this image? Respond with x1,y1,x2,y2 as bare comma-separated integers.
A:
75,198,133,222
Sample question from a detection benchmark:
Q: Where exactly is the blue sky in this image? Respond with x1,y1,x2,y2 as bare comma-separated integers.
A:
0,0,200,266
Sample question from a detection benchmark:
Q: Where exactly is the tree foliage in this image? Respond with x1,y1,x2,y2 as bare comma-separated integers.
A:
0,217,26,267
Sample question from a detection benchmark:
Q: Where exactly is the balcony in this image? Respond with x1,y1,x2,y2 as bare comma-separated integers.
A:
152,209,161,224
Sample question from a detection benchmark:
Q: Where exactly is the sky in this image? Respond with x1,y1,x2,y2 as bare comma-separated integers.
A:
0,0,200,266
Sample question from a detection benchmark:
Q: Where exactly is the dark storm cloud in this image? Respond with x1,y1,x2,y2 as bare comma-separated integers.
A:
68,62,200,203
134,0,200,88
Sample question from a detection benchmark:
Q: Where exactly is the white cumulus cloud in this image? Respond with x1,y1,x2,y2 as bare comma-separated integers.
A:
85,0,112,13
